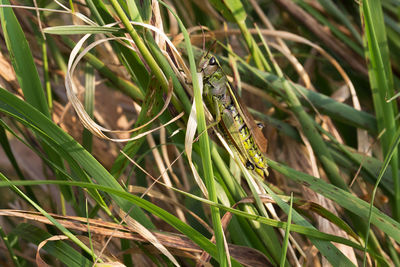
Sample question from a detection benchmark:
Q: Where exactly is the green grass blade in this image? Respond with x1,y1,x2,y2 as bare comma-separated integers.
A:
0,178,375,256
0,227,21,267
280,193,292,267
0,1,75,203
210,145,282,264
1,179,245,266
0,87,154,229
44,25,124,35
362,0,400,220
61,36,145,101
0,172,98,261
216,54,378,135
158,1,227,265
85,0,150,90
109,0,169,93
261,184,356,266
261,31,347,190
268,159,400,243
316,0,363,44
0,119,111,218
297,0,363,55
364,125,400,265
0,124,39,203
82,61,95,152
129,0,151,22
12,223,93,267
41,40,52,113
0,1,49,117
212,0,269,70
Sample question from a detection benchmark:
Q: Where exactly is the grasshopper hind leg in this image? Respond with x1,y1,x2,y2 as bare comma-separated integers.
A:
246,160,269,179
245,160,255,170
256,166,269,179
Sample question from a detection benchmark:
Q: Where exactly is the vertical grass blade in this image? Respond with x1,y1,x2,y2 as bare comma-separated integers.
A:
0,1,75,203
0,1,49,117
0,88,155,229
362,0,400,220
280,193,292,267
82,61,95,152
158,1,228,265
209,0,270,70
364,125,400,266
0,226,21,267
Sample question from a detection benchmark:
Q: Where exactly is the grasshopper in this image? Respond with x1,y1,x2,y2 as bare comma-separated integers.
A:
198,53,269,178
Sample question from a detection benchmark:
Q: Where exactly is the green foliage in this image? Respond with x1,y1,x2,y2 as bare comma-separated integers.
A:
0,0,399,266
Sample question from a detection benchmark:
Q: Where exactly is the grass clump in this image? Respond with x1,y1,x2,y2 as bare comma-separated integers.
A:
0,0,399,266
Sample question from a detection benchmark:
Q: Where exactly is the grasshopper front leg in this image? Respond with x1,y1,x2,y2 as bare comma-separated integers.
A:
203,81,223,130
206,95,223,130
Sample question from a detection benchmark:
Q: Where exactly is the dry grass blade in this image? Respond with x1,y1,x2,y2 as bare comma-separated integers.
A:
184,72,208,197
0,51,20,92
160,127,186,191
1,209,271,266
146,131,187,222
274,0,367,76
119,209,180,267
254,26,369,156
2,1,397,265
268,42,313,90
282,137,357,264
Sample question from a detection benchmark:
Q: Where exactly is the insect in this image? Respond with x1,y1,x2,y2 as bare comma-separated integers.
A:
198,53,269,178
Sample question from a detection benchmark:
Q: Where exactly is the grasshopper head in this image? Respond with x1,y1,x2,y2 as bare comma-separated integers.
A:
198,54,219,78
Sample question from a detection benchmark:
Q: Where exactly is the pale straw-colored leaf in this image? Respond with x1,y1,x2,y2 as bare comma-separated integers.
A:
94,263,125,267
184,72,208,197
151,0,166,50
53,0,96,25
160,127,184,189
146,131,187,222
268,42,313,90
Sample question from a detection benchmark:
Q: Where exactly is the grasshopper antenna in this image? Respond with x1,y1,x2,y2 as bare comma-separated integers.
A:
198,25,216,57
200,25,205,51
205,39,217,58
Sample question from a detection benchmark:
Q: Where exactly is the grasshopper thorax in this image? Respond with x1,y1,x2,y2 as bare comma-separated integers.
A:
199,54,231,108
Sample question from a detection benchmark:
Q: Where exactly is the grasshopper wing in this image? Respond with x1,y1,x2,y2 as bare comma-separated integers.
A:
227,82,268,153
219,109,253,165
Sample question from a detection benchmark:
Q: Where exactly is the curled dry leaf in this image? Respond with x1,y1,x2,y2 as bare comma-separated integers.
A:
66,21,188,142
36,235,69,267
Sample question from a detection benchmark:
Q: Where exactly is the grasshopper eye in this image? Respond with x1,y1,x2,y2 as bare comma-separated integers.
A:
209,57,217,65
